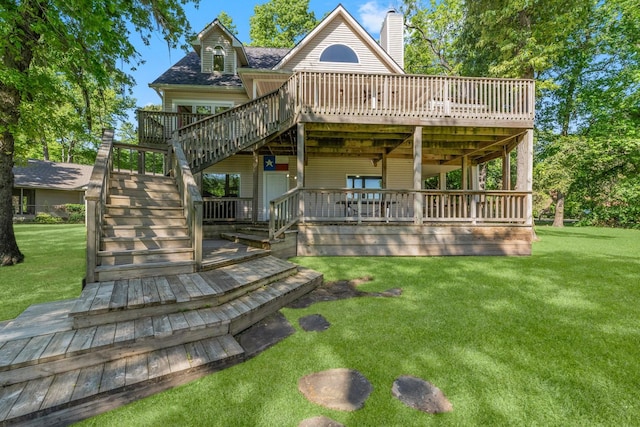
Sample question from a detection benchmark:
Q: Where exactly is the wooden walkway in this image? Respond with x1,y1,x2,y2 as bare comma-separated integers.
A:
0,240,322,426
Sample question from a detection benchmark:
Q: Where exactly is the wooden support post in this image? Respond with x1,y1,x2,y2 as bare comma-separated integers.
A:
413,127,423,225
461,156,469,190
381,153,387,189
297,122,305,220
502,148,511,190
439,171,447,190
252,151,259,223
516,130,534,226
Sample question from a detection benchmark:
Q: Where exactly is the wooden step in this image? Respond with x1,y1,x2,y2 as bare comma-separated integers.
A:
107,195,182,208
104,205,184,218
0,335,244,425
97,247,194,266
102,224,189,238
72,256,299,327
108,187,181,200
93,260,196,282
109,179,178,192
101,236,192,251
110,172,174,184
221,232,272,250
103,215,187,227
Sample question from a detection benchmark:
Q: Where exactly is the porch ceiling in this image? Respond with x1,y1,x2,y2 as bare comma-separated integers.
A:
249,123,527,165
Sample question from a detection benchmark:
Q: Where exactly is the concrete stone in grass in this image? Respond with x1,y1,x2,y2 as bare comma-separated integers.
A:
299,314,330,332
298,415,344,427
236,312,295,357
391,375,453,414
298,368,373,411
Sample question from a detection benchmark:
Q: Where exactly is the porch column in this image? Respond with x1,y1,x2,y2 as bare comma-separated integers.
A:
439,171,447,190
381,153,387,189
516,129,534,225
297,122,305,218
461,156,469,190
252,151,259,223
413,127,423,225
502,148,511,190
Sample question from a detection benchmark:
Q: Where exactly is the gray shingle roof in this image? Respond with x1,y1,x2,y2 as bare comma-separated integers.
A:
151,47,290,87
13,160,93,191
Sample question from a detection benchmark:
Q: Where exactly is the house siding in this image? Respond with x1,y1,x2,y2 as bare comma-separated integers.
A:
304,157,413,189
163,90,249,112
200,28,236,74
283,19,396,73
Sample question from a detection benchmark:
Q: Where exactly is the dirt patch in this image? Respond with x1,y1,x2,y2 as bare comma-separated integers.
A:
287,276,402,309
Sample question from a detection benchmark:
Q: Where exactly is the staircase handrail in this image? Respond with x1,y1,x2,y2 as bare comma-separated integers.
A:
269,187,302,239
85,129,114,283
170,140,203,270
175,73,299,172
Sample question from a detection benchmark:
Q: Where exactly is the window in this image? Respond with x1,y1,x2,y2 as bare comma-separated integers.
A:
320,44,359,63
202,173,240,197
347,175,381,199
213,45,225,72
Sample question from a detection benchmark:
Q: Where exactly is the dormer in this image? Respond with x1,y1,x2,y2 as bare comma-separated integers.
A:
192,18,249,75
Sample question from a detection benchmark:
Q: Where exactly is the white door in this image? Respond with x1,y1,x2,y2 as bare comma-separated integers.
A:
263,172,289,220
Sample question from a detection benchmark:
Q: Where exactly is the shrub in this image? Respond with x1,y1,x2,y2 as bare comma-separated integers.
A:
34,213,63,224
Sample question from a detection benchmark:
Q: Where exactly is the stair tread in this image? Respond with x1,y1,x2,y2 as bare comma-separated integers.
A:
0,335,243,423
98,247,194,257
94,260,196,273
221,232,270,243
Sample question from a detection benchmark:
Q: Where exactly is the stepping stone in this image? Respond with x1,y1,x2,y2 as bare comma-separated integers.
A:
391,375,453,414
236,312,295,357
288,278,402,309
298,368,372,411
298,415,344,427
298,314,330,332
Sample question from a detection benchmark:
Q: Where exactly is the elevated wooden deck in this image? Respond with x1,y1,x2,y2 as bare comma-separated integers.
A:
0,240,322,426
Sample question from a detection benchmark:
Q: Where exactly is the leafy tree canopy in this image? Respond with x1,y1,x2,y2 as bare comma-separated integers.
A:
249,0,317,48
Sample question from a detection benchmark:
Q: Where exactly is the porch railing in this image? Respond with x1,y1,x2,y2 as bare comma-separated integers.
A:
112,142,169,175
137,110,211,145
268,188,529,239
203,197,253,222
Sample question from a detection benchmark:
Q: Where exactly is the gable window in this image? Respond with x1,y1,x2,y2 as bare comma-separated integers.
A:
213,45,225,72
320,44,359,63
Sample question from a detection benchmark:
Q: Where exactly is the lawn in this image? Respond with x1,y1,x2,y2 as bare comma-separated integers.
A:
3,225,639,425
0,224,85,321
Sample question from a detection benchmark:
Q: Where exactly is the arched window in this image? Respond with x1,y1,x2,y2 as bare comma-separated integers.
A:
319,44,359,63
213,45,225,72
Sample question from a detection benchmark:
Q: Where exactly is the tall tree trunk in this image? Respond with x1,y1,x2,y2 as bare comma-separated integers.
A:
0,85,25,266
41,137,49,160
553,191,565,227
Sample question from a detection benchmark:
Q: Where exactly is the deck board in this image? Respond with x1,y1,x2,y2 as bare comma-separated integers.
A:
12,334,53,366
152,314,173,338
183,311,205,330
92,324,117,348
166,345,190,373
7,376,53,419
100,359,126,393
184,341,209,366
168,312,189,332
189,273,216,296
41,370,81,410
147,349,171,379
67,327,97,354
125,354,148,386
141,277,161,306
90,281,115,314
154,276,177,304
0,383,25,421
177,274,204,299
70,282,100,316
109,279,129,310
127,278,145,308
114,320,135,343
40,330,76,360
71,364,104,401
134,317,154,341
165,275,190,303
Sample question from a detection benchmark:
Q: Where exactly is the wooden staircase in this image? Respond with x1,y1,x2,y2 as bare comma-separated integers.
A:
0,251,322,425
94,172,196,282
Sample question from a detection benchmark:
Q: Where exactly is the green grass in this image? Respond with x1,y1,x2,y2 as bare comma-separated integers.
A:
4,225,639,425
0,224,85,321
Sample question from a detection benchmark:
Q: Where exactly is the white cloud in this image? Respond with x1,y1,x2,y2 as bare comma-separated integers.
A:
357,1,388,36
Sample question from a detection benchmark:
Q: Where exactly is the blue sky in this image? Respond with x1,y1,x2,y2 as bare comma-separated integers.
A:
128,0,401,110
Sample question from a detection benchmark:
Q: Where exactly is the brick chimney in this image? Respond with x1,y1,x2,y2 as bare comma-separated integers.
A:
380,9,404,70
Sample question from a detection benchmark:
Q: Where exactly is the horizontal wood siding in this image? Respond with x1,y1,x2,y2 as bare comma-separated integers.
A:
285,19,395,73
203,156,254,198
297,224,533,256
201,28,235,74
164,91,248,112
305,157,381,188
386,158,413,189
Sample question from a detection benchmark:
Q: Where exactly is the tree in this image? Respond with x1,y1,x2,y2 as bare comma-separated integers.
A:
249,0,317,48
402,0,464,75
217,11,237,36
0,0,198,266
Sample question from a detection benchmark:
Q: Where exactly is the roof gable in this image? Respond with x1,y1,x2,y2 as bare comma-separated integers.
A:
274,5,403,74
192,19,248,66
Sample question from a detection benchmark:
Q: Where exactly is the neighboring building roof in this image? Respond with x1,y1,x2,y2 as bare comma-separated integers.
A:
13,160,93,191
151,47,290,87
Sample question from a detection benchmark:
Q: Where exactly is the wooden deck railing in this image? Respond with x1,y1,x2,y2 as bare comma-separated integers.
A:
112,142,169,175
300,189,529,224
203,197,253,222
171,141,203,270
175,74,298,172
86,129,115,283
269,188,302,239
138,71,534,172
296,71,535,121
267,188,530,239
137,110,211,145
